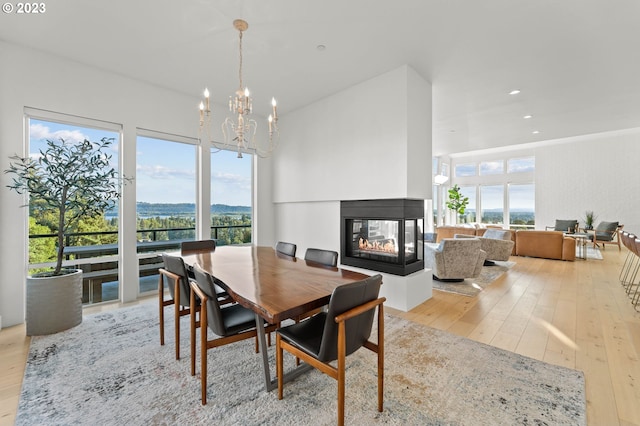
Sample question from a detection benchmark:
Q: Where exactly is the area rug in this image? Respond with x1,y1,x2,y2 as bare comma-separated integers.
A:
585,246,603,260
432,261,515,297
17,303,586,425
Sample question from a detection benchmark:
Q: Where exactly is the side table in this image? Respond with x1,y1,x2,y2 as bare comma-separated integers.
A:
566,233,589,260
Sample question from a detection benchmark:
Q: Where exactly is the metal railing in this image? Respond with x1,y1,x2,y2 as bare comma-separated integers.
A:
28,224,251,305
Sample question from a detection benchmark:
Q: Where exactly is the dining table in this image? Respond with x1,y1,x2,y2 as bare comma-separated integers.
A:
181,244,371,391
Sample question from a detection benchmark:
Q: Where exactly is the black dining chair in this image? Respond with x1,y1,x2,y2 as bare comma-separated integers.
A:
158,253,199,360
181,239,216,255
180,239,231,303
304,247,339,267
189,264,277,405
276,274,385,426
275,241,297,257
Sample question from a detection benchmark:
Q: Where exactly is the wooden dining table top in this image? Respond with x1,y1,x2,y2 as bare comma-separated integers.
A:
181,245,371,323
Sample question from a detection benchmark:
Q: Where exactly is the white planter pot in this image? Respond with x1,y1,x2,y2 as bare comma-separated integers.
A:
26,269,83,336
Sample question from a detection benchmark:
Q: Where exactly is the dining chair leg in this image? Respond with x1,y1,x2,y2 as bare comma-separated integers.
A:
276,333,284,400
174,279,181,360
158,274,165,346
337,321,346,426
377,304,384,413
190,289,196,376
199,295,209,405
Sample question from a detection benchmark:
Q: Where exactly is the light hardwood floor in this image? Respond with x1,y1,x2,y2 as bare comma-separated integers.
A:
1,248,639,425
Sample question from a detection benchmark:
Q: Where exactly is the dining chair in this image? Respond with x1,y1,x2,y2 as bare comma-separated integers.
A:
304,247,338,267
158,253,199,360
276,274,385,426
189,264,276,405
180,239,231,304
275,241,297,257
181,239,216,255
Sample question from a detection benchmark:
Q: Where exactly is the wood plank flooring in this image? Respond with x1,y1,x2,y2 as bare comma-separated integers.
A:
1,248,639,425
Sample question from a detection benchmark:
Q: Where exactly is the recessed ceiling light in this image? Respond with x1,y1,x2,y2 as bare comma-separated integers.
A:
449,130,456,133
532,130,540,134
523,115,532,119
509,89,521,95
316,44,326,51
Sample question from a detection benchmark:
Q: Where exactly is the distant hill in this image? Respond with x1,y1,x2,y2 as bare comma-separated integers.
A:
107,202,251,217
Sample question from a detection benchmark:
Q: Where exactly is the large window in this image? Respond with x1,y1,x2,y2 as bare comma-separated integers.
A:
28,116,121,305
210,149,253,245
509,184,535,229
136,135,197,294
480,185,504,224
459,186,477,223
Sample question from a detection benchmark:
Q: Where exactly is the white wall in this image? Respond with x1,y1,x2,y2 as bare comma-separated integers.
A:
0,41,275,327
448,128,640,233
534,129,640,233
272,65,433,256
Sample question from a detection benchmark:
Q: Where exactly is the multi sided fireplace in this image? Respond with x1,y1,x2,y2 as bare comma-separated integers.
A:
340,199,424,276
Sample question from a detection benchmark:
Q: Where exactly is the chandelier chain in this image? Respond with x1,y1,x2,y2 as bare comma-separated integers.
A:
238,30,243,91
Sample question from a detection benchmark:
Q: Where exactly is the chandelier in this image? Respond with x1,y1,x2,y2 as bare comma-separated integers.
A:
199,19,279,158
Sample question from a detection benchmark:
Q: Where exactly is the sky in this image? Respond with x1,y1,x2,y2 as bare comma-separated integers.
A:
29,119,252,207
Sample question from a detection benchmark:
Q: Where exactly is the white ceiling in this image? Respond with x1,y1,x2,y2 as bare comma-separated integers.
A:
2,0,640,156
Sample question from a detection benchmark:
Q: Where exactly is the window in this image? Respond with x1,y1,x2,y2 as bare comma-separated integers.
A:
508,157,535,173
210,149,253,245
479,160,504,176
458,186,476,222
480,185,504,224
28,116,121,305
136,135,197,294
455,163,476,177
508,184,535,229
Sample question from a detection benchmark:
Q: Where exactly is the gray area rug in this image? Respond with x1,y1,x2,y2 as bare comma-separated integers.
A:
585,246,603,260
432,261,516,297
17,303,586,425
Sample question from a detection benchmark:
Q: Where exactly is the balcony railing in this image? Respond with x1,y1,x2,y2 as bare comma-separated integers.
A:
28,224,251,305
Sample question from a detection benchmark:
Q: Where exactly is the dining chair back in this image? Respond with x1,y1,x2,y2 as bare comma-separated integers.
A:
276,274,385,425
181,239,216,255
304,248,338,267
275,241,297,257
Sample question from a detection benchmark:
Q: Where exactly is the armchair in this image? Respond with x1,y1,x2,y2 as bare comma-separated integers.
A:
545,219,578,233
425,238,487,281
457,229,514,265
588,221,623,250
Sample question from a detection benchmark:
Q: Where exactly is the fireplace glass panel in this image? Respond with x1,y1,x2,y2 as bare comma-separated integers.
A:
348,219,401,263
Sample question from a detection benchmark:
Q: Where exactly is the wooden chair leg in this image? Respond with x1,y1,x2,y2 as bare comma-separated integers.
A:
377,304,384,413
337,322,346,426
174,280,181,360
276,333,284,400
190,289,196,376
158,274,165,346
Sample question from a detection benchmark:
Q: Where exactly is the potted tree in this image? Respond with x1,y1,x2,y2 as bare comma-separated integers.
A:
5,137,121,335
446,184,470,224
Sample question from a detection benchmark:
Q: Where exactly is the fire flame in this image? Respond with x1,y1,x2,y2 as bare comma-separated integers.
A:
358,237,397,254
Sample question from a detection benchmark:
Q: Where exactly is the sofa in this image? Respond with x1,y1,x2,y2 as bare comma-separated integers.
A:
515,230,576,261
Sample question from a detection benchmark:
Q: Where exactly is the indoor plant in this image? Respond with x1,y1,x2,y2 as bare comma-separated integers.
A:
446,184,470,223
5,137,121,334
583,210,597,231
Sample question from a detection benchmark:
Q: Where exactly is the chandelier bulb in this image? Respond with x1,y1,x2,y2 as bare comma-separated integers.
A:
204,88,210,98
